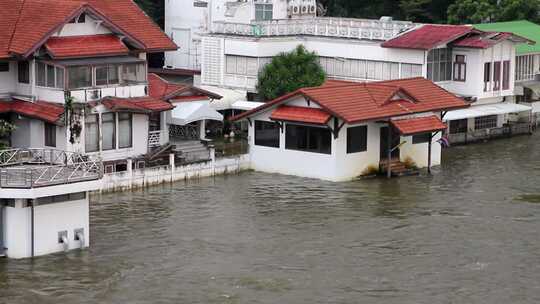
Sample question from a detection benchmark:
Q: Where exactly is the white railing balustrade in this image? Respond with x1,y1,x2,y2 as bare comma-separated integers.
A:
212,17,415,41
0,148,103,188
148,131,163,148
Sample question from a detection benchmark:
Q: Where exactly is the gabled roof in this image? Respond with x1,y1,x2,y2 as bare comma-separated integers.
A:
270,105,331,125
148,73,222,101
45,34,129,59
100,96,174,113
0,99,64,124
451,31,534,49
475,20,540,55
231,77,468,124
391,115,447,135
381,24,474,50
0,0,177,59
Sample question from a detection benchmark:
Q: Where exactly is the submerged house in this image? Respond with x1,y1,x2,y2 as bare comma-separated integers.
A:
231,78,468,182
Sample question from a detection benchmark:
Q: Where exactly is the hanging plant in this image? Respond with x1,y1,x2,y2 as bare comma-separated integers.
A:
64,93,82,144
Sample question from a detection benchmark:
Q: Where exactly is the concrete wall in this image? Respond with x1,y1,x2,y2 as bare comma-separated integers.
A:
54,14,112,37
0,61,16,96
10,116,67,150
3,198,89,259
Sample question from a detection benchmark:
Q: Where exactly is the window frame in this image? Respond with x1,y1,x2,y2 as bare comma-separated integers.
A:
84,114,100,153
449,119,468,134
44,123,56,147
453,55,466,82
483,62,492,92
427,48,453,82
346,125,368,154
101,112,116,151
255,3,273,21
285,124,332,155
118,112,133,149
474,115,498,130
254,120,280,148
502,60,510,90
493,61,501,91
18,61,29,84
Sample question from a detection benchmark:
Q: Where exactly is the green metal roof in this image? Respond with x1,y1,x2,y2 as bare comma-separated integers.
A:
474,20,540,55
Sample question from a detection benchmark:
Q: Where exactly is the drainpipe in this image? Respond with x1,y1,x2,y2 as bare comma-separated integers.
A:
30,200,35,258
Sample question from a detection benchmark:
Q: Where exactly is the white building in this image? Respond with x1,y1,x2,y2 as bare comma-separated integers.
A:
232,77,469,181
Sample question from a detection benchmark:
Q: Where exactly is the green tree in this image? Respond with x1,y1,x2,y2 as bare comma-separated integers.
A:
496,0,540,23
400,0,432,22
447,0,495,24
257,45,326,101
0,120,15,149
134,0,164,27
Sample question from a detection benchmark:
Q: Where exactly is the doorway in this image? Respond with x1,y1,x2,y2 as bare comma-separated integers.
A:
380,126,400,160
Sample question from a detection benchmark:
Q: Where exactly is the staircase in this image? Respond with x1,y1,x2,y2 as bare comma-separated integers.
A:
173,140,211,163
380,159,419,177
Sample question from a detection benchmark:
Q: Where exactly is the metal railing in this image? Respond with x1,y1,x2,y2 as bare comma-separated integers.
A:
0,148,103,189
212,17,415,41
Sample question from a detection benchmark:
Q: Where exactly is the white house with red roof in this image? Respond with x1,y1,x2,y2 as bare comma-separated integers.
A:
0,0,225,259
231,77,469,181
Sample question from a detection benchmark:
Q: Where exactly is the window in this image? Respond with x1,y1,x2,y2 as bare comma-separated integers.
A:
149,112,161,131
44,123,56,147
36,62,65,88
102,113,116,150
453,55,466,82
502,60,510,90
449,119,468,134
254,120,280,148
255,4,273,20
46,64,55,87
37,62,46,86
118,113,132,149
85,114,99,152
18,61,29,84
121,63,146,84
346,126,367,153
412,133,431,144
285,124,331,154
226,56,259,76
483,62,491,92
56,67,64,88
96,65,119,86
493,61,501,90
0,62,9,72
68,66,92,89
475,115,497,130
427,48,452,82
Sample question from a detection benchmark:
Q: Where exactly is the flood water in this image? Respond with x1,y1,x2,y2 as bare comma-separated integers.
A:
2,134,540,304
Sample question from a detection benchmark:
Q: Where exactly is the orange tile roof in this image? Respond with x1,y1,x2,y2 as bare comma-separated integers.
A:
45,34,129,59
391,115,447,135
101,96,174,113
382,24,473,50
148,73,222,101
0,0,176,59
231,77,469,124
0,99,64,123
270,105,331,125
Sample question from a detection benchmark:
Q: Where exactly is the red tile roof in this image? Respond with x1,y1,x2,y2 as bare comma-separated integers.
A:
0,99,64,123
45,34,129,59
270,105,331,125
231,77,469,124
0,0,176,59
101,96,174,113
391,115,447,135
148,73,222,101
382,24,473,50
450,32,530,49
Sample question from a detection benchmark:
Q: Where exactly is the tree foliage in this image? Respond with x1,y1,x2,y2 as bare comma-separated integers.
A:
257,45,326,101
0,120,15,149
447,0,540,24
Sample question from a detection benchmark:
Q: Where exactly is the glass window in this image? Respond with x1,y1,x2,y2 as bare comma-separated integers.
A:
503,60,510,90
475,115,497,130
484,62,491,92
449,119,468,134
96,65,119,86
412,133,431,144
36,62,46,86
149,112,161,131
46,64,55,87
56,67,64,88
285,124,331,154
96,66,108,86
493,61,501,90
85,114,99,152
44,123,56,147
255,4,273,21
102,113,116,150
18,61,29,84
118,113,132,149
0,62,8,72
68,66,92,89
347,126,367,153
453,55,466,82
121,63,146,84
254,120,280,148
427,48,452,82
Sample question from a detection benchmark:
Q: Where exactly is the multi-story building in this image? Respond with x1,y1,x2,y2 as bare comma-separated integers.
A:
165,1,536,144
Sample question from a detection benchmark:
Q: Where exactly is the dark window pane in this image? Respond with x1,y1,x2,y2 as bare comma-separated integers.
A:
254,121,279,148
102,113,116,150
347,126,367,153
44,123,56,147
449,119,468,134
37,62,46,86
96,66,108,86
18,62,29,83
85,114,99,152
46,64,55,87
68,66,92,89
56,67,64,88
285,124,331,154
412,133,431,144
0,62,9,72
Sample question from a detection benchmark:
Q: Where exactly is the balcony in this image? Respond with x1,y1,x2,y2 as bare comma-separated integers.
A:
212,17,415,41
0,149,103,189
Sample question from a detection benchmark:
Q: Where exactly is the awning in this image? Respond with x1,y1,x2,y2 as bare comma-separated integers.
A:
0,99,64,124
443,103,532,121
391,115,447,135
270,105,331,125
167,102,223,125
199,85,246,111
51,56,145,67
231,101,265,111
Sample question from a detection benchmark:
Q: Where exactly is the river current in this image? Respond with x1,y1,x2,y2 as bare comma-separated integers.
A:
1,134,540,303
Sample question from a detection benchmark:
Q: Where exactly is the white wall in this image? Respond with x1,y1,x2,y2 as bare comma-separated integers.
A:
10,116,67,150
0,61,16,96
54,14,112,37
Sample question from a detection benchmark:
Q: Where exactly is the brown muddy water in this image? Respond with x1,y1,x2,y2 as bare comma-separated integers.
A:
1,134,540,303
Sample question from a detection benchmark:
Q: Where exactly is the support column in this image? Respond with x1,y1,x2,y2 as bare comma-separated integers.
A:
126,158,133,189
199,120,206,140
427,135,432,175
169,153,176,182
387,125,392,179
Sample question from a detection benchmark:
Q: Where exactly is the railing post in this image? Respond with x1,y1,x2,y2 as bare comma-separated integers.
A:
127,158,133,189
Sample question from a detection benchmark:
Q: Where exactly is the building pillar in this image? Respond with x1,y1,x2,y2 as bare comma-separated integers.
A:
387,125,392,179
427,135,432,175
126,158,133,189
199,120,206,140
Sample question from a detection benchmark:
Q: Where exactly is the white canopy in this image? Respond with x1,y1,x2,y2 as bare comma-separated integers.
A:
443,103,532,121
199,85,247,111
167,102,223,126
231,101,265,111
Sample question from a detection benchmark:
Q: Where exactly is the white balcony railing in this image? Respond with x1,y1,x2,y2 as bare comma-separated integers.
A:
212,17,415,41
